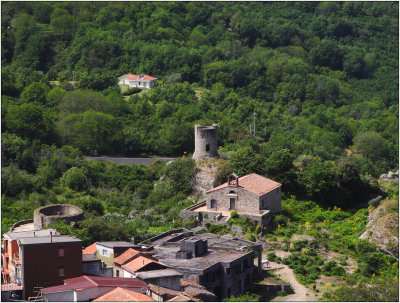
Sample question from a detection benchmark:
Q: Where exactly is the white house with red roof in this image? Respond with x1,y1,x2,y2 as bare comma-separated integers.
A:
118,74,157,89
182,173,282,229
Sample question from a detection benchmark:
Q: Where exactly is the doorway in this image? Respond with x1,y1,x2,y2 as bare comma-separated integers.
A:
230,198,236,210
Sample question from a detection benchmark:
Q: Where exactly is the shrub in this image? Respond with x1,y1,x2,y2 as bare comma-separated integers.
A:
231,210,239,218
60,167,88,191
122,87,141,96
368,195,383,207
267,252,278,262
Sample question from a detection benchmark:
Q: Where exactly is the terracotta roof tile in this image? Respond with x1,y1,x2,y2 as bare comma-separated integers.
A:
122,256,162,274
41,276,147,294
206,173,281,196
83,243,97,255
94,287,154,302
167,294,193,302
114,248,152,266
120,74,157,81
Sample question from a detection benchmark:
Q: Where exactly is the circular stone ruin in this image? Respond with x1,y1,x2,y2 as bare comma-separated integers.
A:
34,204,84,229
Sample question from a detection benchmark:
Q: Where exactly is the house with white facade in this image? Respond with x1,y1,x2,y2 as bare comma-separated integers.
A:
118,74,157,89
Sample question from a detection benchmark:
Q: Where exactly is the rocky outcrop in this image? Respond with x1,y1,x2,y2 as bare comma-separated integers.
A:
192,159,222,196
359,200,399,258
380,169,399,180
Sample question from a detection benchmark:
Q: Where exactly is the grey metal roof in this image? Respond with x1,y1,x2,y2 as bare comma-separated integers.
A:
96,241,136,248
136,269,183,279
18,235,81,245
82,254,100,262
4,229,59,241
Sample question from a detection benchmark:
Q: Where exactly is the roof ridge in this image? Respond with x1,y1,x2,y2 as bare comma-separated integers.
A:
84,275,98,286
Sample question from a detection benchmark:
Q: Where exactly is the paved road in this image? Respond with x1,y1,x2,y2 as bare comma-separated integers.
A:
85,156,176,166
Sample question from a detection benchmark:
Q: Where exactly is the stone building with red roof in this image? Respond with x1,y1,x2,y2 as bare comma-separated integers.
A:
118,74,158,89
183,173,281,229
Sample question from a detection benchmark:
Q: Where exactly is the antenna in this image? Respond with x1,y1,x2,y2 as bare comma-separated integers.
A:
253,112,256,137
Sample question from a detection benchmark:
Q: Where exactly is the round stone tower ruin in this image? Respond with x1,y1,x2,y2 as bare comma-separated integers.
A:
192,124,218,160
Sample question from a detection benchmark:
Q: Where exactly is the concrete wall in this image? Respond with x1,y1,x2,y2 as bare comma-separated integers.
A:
45,290,75,302
95,246,114,267
142,276,181,291
82,261,113,277
206,186,260,213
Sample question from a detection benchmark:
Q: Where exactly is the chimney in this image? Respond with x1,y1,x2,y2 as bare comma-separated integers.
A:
33,231,35,237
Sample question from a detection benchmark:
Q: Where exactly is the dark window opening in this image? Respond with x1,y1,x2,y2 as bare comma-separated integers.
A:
58,267,65,277
206,144,210,151
211,199,217,209
58,247,64,257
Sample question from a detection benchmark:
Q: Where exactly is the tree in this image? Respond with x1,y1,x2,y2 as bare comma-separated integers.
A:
353,131,389,159
265,149,297,191
20,82,50,104
57,110,118,153
60,166,88,191
59,89,113,116
5,103,53,142
229,146,265,176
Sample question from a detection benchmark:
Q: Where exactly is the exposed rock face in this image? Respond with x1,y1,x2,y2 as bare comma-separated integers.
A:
359,200,399,258
380,169,399,180
192,159,221,196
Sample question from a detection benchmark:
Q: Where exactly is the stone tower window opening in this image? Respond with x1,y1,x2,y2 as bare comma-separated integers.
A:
206,144,210,151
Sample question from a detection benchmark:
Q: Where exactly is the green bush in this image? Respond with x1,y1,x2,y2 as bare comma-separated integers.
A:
368,195,383,207
60,167,88,191
267,252,277,262
231,210,239,218
122,87,141,96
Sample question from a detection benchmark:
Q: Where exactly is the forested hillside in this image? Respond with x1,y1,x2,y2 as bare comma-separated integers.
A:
1,2,399,300
2,2,398,170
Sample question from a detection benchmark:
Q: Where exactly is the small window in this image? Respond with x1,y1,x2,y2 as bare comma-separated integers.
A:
206,144,210,151
58,267,65,277
226,268,230,275
116,270,120,277
58,247,64,257
102,249,108,257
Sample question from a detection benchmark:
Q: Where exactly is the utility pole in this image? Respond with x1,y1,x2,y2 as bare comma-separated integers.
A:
72,70,75,89
253,112,256,137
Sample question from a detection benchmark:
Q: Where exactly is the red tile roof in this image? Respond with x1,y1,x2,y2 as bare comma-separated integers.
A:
93,287,155,302
114,248,152,266
120,74,157,81
83,243,97,255
167,294,193,302
206,173,282,196
41,275,147,294
122,256,162,274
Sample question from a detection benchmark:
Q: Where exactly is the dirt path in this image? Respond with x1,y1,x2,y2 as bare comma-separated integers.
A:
266,251,318,302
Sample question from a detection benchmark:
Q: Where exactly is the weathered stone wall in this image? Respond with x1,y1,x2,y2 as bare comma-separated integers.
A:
33,204,84,229
10,219,34,231
260,188,281,213
206,186,260,213
193,124,218,159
